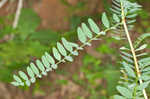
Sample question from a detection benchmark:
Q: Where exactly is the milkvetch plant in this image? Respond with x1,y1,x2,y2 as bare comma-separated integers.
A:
11,14,121,87
11,0,150,98
111,0,150,99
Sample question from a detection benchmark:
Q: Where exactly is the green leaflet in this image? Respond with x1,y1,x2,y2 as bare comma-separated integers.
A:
143,71,150,76
57,42,67,56
102,12,110,28
41,55,51,71
135,44,147,52
126,14,138,18
30,62,41,78
69,42,81,51
121,61,133,68
134,33,150,48
27,67,35,83
116,86,132,98
30,78,36,84
123,62,136,78
121,55,134,63
62,38,73,52
111,8,120,14
127,19,136,24
88,18,100,34
114,95,126,99
121,51,132,58
77,27,87,43
13,74,22,83
18,71,29,81
113,14,120,23
11,82,20,86
45,52,55,65
136,53,148,57
129,8,140,13
69,42,79,48
112,4,121,11
25,80,31,86
71,50,79,56
112,36,122,40
139,57,150,64
51,64,58,69
12,75,24,86
120,46,130,51
137,81,150,91
112,0,121,7
141,75,150,81
27,67,34,78
65,56,73,62
81,23,93,38
36,60,47,76
18,71,31,86
142,67,150,72
52,47,61,61
112,5,121,12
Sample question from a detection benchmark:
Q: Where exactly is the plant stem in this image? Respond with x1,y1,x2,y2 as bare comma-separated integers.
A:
0,0,7,8
13,0,23,29
121,2,148,99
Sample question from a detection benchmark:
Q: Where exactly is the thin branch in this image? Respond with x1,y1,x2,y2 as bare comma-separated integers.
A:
0,0,7,8
121,2,148,99
13,0,23,29
0,0,23,44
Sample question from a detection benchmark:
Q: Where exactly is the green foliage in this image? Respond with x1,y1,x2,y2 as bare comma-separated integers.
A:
113,14,120,23
10,3,150,99
134,33,150,48
88,18,100,34
0,0,149,98
11,37,81,86
79,54,120,98
102,12,110,28
111,0,150,99
111,0,141,33
11,6,122,87
116,86,132,98
30,29,61,45
0,8,60,82
17,8,41,40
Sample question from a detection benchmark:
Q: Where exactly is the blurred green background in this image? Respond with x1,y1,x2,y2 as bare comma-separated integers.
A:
0,0,150,99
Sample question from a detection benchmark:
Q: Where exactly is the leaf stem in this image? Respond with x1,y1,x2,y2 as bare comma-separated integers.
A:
121,2,148,99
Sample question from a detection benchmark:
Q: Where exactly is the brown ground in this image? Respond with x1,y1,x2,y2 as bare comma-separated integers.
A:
32,0,104,30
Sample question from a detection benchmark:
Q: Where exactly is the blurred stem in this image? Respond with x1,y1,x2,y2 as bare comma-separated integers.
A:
121,2,148,99
13,0,23,28
0,0,7,8
0,0,23,44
